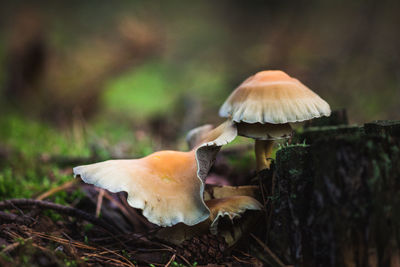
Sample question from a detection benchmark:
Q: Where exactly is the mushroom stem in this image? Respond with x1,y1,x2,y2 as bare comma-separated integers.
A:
255,139,274,171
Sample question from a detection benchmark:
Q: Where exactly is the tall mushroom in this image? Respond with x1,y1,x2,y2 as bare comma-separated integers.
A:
219,70,331,171
73,120,237,227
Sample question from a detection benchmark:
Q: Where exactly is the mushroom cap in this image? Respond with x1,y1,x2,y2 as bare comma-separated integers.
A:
186,124,214,150
154,195,262,245
206,196,262,234
219,70,331,124
74,151,209,227
73,120,238,228
194,120,238,182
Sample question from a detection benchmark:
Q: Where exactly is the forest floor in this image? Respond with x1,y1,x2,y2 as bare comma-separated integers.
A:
1,112,399,266
0,113,274,267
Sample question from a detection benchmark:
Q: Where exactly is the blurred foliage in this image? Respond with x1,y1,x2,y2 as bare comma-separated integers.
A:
103,62,174,120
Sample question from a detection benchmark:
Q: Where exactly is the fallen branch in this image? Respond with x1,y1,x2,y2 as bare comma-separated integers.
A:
0,237,32,254
0,211,32,224
250,233,285,267
0,199,118,234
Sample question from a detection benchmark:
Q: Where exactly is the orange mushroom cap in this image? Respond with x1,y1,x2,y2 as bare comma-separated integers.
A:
219,70,331,124
73,120,237,227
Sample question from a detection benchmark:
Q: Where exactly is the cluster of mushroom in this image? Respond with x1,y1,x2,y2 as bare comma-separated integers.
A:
73,70,331,230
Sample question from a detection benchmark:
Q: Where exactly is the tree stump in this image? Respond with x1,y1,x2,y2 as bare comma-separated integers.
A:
266,120,400,266
304,109,349,127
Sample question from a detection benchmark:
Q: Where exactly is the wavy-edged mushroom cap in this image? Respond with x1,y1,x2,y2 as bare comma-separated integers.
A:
186,124,214,150
73,120,238,227
195,120,237,182
219,70,331,124
206,196,262,234
74,151,208,227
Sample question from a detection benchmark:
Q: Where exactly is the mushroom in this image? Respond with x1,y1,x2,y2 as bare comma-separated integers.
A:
219,70,331,170
206,195,262,235
73,120,237,227
154,195,262,245
186,124,214,150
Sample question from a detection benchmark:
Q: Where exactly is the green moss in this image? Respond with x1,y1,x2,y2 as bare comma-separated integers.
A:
275,144,310,163
44,210,63,222
0,252,13,263
288,169,302,176
367,160,380,188
0,112,156,200
0,114,91,158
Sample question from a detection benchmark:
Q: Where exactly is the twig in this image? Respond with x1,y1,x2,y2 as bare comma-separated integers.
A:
136,248,172,253
1,229,32,254
0,199,119,234
165,253,175,267
250,233,285,267
1,238,32,253
96,189,105,218
82,253,134,267
161,253,175,267
32,229,132,264
175,254,193,267
0,211,32,224
30,231,98,250
36,180,78,201
7,200,25,216
62,232,79,256
232,255,254,264
96,245,136,267
102,191,140,228
118,193,153,227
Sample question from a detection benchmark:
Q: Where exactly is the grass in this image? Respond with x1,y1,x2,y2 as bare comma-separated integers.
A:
0,114,90,158
0,112,156,201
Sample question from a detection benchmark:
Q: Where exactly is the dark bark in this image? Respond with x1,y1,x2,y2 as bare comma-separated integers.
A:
265,120,400,266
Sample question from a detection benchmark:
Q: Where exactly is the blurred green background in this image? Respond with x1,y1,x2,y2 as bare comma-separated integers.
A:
0,0,399,198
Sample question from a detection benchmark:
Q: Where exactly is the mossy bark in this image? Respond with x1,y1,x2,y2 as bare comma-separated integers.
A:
364,120,400,138
266,145,311,265
293,125,361,145
266,120,400,266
